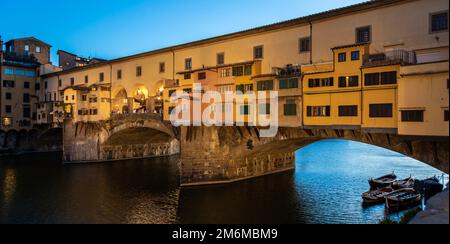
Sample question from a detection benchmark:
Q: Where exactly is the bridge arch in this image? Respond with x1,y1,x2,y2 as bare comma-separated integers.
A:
179,126,449,186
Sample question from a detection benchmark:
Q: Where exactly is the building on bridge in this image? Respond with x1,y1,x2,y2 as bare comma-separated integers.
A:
7,0,449,140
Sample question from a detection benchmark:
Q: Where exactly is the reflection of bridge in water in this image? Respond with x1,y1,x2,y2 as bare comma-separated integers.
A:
62,113,449,186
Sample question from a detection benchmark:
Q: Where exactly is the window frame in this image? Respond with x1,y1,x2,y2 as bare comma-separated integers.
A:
299,37,311,53
369,103,393,118
430,10,449,33
338,52,347,62
185,58,192,70
401,110,425,122
356,25,372,43
253,45,264,59
217,53,225,65
339,105,358,117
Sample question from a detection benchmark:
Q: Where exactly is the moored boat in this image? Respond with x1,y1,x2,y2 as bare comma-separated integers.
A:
385,188,422,211
369,173,397,189
414,176,444,199
392,177,415,190
362,187,394,205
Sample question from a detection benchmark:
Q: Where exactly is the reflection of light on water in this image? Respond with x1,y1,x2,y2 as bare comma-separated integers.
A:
3,168,17,205
125,189,180,224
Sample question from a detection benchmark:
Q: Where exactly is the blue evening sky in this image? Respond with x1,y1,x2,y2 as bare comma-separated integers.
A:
1,0,365,65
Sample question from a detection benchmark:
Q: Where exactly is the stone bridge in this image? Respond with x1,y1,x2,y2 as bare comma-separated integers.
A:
179,126,449,186
63,114,180,163
0,127,62,154
62,114,448,186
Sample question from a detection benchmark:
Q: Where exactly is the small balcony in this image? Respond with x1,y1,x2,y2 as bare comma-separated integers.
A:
3,52,40,66
363,50,416,67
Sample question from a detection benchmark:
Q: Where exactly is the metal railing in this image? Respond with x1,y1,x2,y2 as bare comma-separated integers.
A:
364,50,417,67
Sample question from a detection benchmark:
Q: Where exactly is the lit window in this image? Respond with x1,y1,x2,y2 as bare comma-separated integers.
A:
2,117,13,127
24,45,30,52
36,46,41,53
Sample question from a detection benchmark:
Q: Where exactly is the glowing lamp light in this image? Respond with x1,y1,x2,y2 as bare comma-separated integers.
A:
159,86,165,93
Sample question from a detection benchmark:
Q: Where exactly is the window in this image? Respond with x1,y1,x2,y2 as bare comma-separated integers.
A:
24,81,30,89
23,106,31,118
308,79,321,88
321,78,334,87
23,94,30,103
244,65,252,76
338,53,347,62
232,66,244,77
348,76,359,87
236,84,253,93
159,62,165,73
339,105,358,117
184,73,191,80
381,71,397,85
36,46,41,53
117,70,122,80
5,68,14,75
219,68,231,78
240,105,250,115
183,88,192,94
365,73,380,86
24,70,35,77
431,11,448,33
217,85,233,93
284,99,297,116
356,26,371,43
3,80,15,88
254,45,264,59
445,110,449,122
257,80,273,91
35,83,40,90
85,75,89,84
70,77,75,86
16,69,25,76
306,106,330,117
402,110,424,122
136,66,142,77
217,53,225,65
58,79,62,87
259,104,270,115
280,78,299,89
351,51,360,61
5,93,12,100
5,105,12,113
369,104,393,118
185,58,192,70
24,45,30,52
3,117,12,127
198,72,206,80
169,90,177,97
72,95,75,100
338,77,347,88
299,37,311,53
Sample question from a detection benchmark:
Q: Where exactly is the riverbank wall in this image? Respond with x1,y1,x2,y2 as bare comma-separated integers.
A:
0,127,62,156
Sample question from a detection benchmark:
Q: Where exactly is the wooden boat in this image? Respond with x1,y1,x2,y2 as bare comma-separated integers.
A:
392,177,415,190
414,176,444,199
362,187,394,205
385,188,422,211
369,173,397,189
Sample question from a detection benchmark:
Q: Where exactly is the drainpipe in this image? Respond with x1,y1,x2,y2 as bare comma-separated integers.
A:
171,48,175,81
109,63,112,118
309,20,313,65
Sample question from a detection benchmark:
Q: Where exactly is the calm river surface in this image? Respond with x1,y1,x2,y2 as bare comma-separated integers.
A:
0,139,447,224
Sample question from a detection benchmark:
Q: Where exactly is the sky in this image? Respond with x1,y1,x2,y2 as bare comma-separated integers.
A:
1,0,366,65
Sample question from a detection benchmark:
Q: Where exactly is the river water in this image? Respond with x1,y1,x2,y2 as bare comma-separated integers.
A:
0,139,447,224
